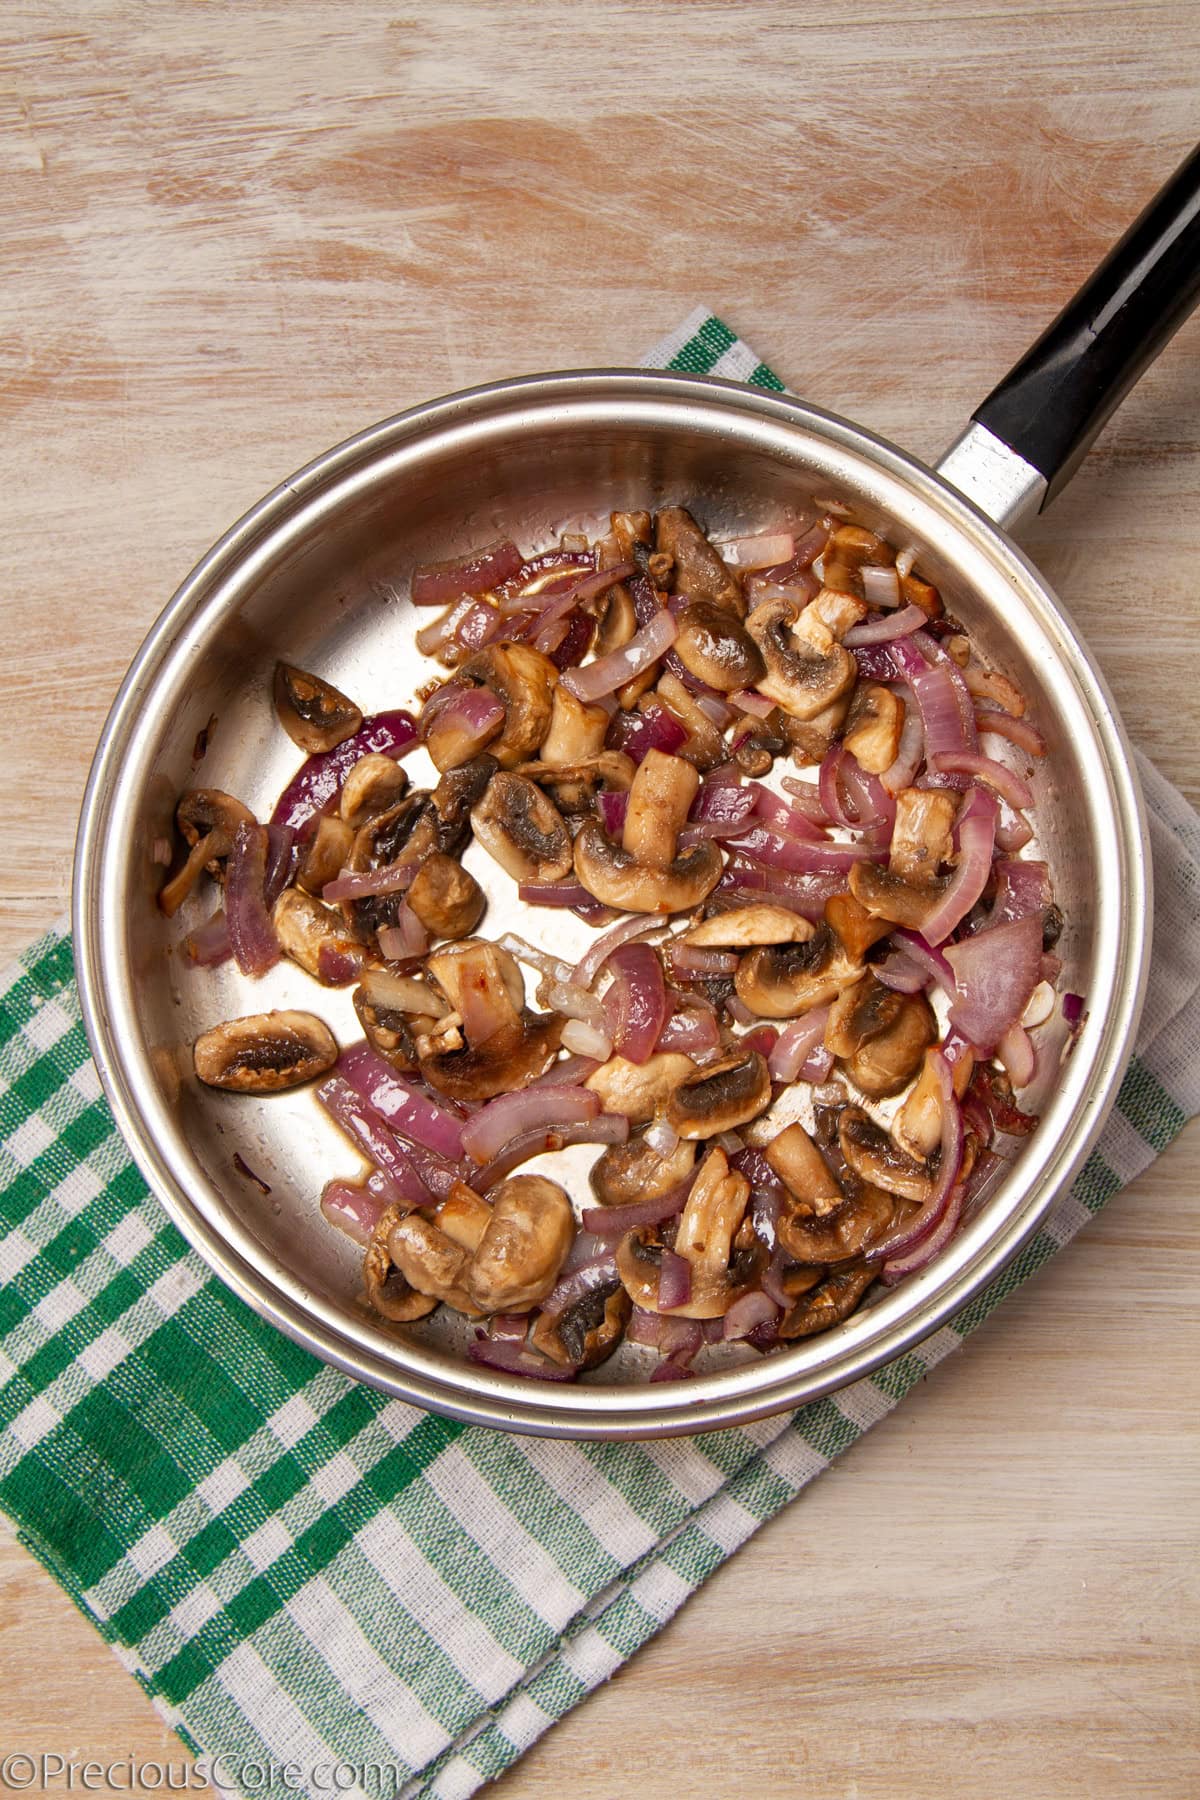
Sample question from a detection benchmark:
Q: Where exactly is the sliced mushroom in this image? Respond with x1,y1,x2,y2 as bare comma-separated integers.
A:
385,1191,486,1318
843,683,905,775
686,905,815,948
766,1123,842,1215
517,750,636,814
825,524,894,572
470,771,572,884
779,692,852,766
426,940,524,1044
193,1010,338,1093
465,1175,575,1313
616,1146,763,1319
745,593,861,722
585,1052,698,1126
531,1281,631,1370
405,853,486,940
540,684,608,765
274,662,362,754
589,1133,698,1207
654,507,743,613
339,754,410,829
273,888,366,984
363,1205,440,1323
162,789,256,913
654,671,726,769
734,924,863,1018
458,643,557,767
777,1262,877,1339
420,1011,562,1103
612,510,653,560
826,973,937,1099
673,601,765,692
296,814,355,896
574,820,721,915
889,788,958,887
894,1043,977,1159
838,1106,935,1203
666,1050,772,1139
732,722,787,777
777,1176,894,1266
592,583,637,657
352,985,422,1072
623,749,697,867
823,891,893,962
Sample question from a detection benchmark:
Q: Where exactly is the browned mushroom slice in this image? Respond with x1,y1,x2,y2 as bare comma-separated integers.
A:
766,1123,842,1215
364,1205,440,1323
470,771,572,885
339,754,410,829
176,789,256,856
612,510,653,561
193,1010,338,1093
353,986,422,1072
274,662,363,754
686,905,814,948
465,1175,575,1314
666,1050,772,1139
745,592,863,722
405,854,486,940
654,507,743,613
826,974,937,1099
779,693,852,766
592,583,637,657
296,815,355,896
843,683,905,775
777,1262,877,1339
823,891,893,962
535,685,609,802
516,751,636,815
574,815,722,914
673,601,765,692
531,1281,631,1370
734,924,863,1018
589,1134,697,1207
826,524,895,571
777,1183,895,1266
585,1053,699,1126
421,1012,563,1103
838,1107,935,1203
889,788,958,887
894,1044,977,1159
457,643,558,767
616,1146,763,1319
654,671,727,769
384,1189,485,1318
273,888,366,984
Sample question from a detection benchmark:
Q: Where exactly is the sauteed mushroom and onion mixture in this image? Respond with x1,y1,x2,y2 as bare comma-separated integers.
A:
167,507,1081,1383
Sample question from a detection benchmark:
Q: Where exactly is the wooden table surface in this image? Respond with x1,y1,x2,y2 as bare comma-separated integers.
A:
2,4,1198,1795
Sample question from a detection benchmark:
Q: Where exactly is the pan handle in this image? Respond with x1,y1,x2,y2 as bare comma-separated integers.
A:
936,141,1200,529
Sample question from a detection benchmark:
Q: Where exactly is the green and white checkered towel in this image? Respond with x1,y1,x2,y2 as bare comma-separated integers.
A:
2,315,1198,1800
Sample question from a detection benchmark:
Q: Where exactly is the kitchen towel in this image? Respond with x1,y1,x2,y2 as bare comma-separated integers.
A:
1,314,1198,1800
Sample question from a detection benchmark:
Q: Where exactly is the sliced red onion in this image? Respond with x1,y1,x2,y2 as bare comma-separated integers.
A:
657,1248,692,1311
317,940,366,986
715,864,845,920
873,952,930,995
376,905,430,963
945,915,1044,1053
891,635,977,781
411,538,523,605
1063,992,1085,1027
182,907,232,967
337,1042,465,1159
560,609,677,703
728,687,776,719
457,600,502,653
596,789,628,836
581,1180,692,1238
573,915,660,990
714,531,795,568
460,1085,601,1164
930,752,1034,811
853,643,902,683
691,781,757,825
867,1051,962,1264
315,1075,435,1206
474,1115,628,1188
389,1132,472,1201
973,707,1047,756
767,1010,831,1083
881,688,925,794
226,822,281,977
891,928,956,996
264,826,297,906
560,1019,614,1061
726,822,879,875
751,785,830,841
518,879,595,908
778,777,832,824
799,1039,835,1082
270,710,418,832
741,1025,779,1059
919,787,998,945
843,602,925,646
627,1306,667,1347
466,1338,578,1381
694,692,734,728
859,564,902,609
415,595,477,657
880,1179,965,1285
500,555,617,614
422,686,506,768
656,1003,722,1058
320,1178,392,1245
602,942,668,1064
488,1313,531,1341
323,860,417,902
538,1254,621,1321
605,699,689,765
495,548,594,605
994,800,1034,852
666,943,739,978
529,1053,600,1089
723,1290,780,1341
542,979,607,1028
760,520,827,578
996,1021,1037,1088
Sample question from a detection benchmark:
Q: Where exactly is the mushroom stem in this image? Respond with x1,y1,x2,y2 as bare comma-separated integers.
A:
622,749,699,868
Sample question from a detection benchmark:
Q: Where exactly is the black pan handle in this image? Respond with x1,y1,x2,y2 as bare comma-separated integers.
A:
971,141,1200,508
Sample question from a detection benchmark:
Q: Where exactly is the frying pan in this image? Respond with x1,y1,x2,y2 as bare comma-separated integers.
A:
73,144,1200,1437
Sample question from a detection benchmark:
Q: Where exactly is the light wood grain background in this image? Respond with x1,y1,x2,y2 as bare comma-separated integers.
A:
2,3,1198,1795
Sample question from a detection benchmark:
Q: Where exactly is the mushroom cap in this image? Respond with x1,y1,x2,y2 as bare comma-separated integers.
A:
176,788,256,849
363,1205,441,1323
419,1011,562,1102
573,818,722,914
339,753,409,829
466,1175,575,1314
838,1106,934,1203
745,595,857,722
530,1281,631,1370
405,853,486,941
665,1050,772,1139
458,643,558,767
654,507,743,613
734,925,863,1018
686,905,814,949
777,1261,877,1339
673,600,765,692
470,771,573,884
385,1208,483,1318
589,1134,697,1208
193,1010,338,1093
843,683,905,776
615,1145,762,1319
584,1051,698,1126
273,888,366,985
776,1183,896,1266
826,975,937,1099
296,814,355,895
352,987,422,1073
274,662,363,754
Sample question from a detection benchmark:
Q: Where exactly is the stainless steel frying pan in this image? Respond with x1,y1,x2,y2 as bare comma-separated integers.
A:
73,145,1200,1437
